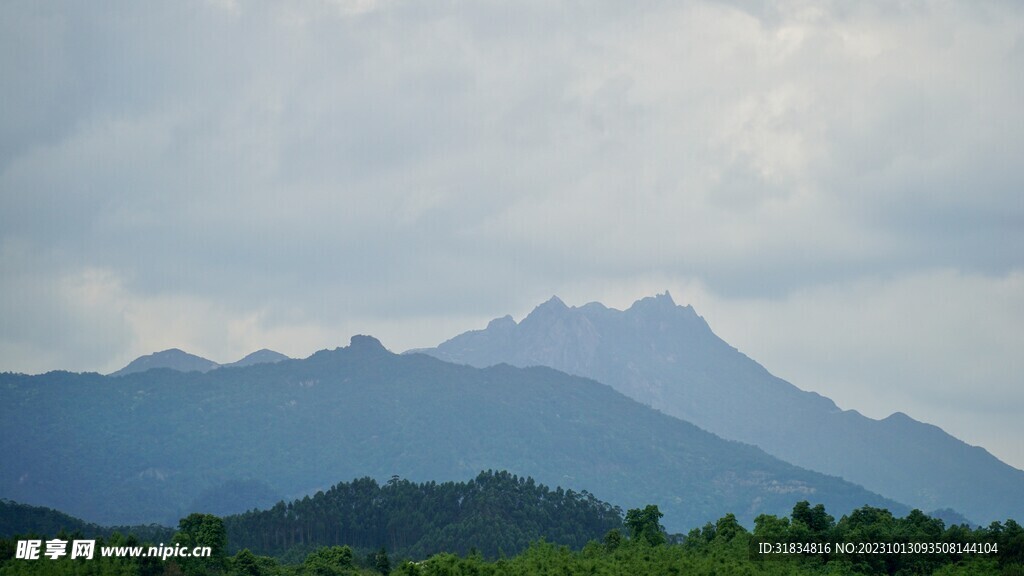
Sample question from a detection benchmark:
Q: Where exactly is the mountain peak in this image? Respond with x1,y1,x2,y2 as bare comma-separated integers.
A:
419,293,1024,525
224,349,290,368
349,334,388,353
538,295,568,310
110,348,220,377
486,315,517,330
627,290,680,313
519,296,572,328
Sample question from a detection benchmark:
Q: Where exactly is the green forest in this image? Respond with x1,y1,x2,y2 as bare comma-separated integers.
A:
1,471,1022,576
224,471,623,559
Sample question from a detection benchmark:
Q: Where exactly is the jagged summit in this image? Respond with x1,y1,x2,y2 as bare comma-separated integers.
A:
308,335,391,364
348,334,387,352
626,290,700,320
461,294,693,337
533,295,569,313
486,315,516,330
417,293,1024,525
633,290,674,307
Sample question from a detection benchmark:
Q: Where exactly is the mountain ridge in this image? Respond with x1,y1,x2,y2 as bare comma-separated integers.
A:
417,293,1024,525
2,335,907,531
110,347,290,377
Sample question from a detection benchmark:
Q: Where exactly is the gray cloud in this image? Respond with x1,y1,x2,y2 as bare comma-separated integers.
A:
2,0,1022,466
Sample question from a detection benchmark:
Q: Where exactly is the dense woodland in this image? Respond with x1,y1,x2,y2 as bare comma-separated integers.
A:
224,471,624,559
1,473,1022,575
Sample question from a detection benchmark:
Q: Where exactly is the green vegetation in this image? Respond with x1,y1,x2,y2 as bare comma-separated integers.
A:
225,471,624,560
0,499,174,542
2,486,1021,576
624,504,666,547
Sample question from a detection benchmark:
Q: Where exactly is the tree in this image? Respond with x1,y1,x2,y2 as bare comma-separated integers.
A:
753,513,790,544
625,505,666,546
792,501,834,540
304,545,355,576
173,513,228,575
375,546,391,575
1001,519,1024,568
715,513,746,542
603,528,622,551
231,549,262,576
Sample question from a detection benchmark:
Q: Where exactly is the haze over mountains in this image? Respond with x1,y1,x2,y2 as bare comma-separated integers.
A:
0,336,904,532
419,293,1024,526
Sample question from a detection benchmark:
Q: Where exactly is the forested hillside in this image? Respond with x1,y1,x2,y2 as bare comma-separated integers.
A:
1,335,904,531
0,500,173,543
225,470,623,559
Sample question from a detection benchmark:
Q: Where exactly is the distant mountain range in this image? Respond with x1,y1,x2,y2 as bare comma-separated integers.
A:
418,293,1024,525
110,348,290,377
0,336,904,531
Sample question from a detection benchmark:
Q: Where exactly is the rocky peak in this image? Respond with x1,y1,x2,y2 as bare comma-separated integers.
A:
348,334,388,354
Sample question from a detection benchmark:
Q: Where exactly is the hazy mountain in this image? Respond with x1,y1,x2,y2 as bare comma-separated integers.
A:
1,336,905,531
110,348,290,376
419,293,1024,525
221,349,291,369
109,348,220,377
186,478,282,518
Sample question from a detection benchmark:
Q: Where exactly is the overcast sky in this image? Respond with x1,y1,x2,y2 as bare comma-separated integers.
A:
2,0,1022,469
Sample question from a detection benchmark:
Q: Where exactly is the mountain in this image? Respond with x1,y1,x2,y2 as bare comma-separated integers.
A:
110,348,290,376
418,293,1024,525
0,336,905,531
221,349,291,369
109,348,220,376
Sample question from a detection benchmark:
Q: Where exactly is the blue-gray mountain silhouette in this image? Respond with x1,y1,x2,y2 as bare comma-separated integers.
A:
418,293,1024,525
110,348,289,376
2,335,904,531
221,348,290,369
109,348,220,376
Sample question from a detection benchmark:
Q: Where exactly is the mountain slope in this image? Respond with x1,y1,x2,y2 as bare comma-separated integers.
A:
1,336,904,531
419,293,1024,524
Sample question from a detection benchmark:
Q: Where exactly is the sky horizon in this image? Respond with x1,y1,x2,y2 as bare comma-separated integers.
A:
2,1,1022,470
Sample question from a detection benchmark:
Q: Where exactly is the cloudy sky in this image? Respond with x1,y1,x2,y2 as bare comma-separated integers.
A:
2,1,1022,468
